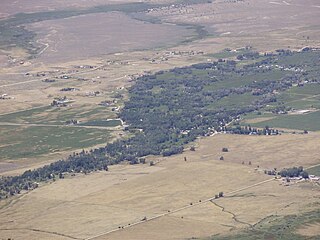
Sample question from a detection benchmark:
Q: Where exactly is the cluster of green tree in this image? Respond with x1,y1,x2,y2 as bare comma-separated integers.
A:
214,192,224,199
236,51,260,60
279,166,309,179
268,104,292,114
0,49,318,199
223,125,280,135
0,150,108,198
264,169,277,176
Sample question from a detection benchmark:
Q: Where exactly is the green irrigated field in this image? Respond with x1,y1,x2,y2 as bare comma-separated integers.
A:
0,125,113,160
275,84,320,109
0,106,51,123
203,68,285,90
240,51,320,132
0,102,122,161
247,110,320,131
0,104,119,125
209,93,257,110
242,83,320,131
288,84,320,96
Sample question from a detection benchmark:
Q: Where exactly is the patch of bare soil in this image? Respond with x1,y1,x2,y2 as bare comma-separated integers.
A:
296,222,320,237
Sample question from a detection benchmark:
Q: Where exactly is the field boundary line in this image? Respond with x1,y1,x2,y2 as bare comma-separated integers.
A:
84,177,275,240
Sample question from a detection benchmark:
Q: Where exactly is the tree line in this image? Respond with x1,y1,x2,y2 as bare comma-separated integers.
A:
0,49,318,199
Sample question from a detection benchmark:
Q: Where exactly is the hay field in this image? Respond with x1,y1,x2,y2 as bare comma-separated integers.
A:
0,133,319,240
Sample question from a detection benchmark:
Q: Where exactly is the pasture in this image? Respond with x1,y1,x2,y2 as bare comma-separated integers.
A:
0,103,120,160
0,104,118,125
0,133,319,240
247,110,320,131
243,83,320,131
0,125,113,160
0,103,121,174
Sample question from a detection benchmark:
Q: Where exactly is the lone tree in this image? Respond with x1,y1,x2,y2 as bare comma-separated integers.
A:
222,147,229,152
190,146,196,151
301,171,309,179
219,192,224,197
104,165,109,171
220,156,224,160
139,158,146,164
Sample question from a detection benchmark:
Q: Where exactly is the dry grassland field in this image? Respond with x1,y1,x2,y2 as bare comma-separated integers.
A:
0,0,174,18
0,133,319,240
27,12,194,64
0,0,319,239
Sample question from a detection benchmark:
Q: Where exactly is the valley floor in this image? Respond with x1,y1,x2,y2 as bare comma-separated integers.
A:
0,133,319,240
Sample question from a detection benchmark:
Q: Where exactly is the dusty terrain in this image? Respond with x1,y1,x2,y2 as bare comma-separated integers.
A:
27,12,194,64
0,133,319,240
296,222,320,237
0,0,174,18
